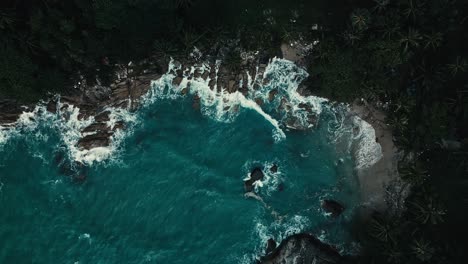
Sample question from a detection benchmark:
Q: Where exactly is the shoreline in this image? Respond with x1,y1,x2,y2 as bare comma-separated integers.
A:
281,41,402,215
349,100,402,216
0,45,403,263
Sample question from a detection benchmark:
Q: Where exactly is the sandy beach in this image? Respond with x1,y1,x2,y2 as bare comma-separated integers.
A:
350,100,401,215
281,42,401,214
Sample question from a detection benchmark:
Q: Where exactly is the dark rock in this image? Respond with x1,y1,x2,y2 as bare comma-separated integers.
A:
259,233,349,264
270,164,278,173
244,167,264,192
208,79,216,89
94,111,110,122
77,132,112,149
255,98,264,106
112,121,125,131
201,71,209,80
173,76,183,86
322,200,345,217
82,123,109,133
266,238,277,255
268,89,278,102
84,85,111,102
46,100,57,113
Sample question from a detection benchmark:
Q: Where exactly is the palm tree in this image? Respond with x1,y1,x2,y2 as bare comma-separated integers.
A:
411,238,434,261
400,28,422,52
179,28,207,53
0,10,15,31
350,8,371,31
402,0,425,21
423,32,443,50
384,245,404,264
176,0,194,9
399,162,427,186
373,0,390,13
381,23,401,39
15,32,40,54
369,217,396,243
341,30,362,46
447,56,467,76
411,197,446,225
153,39,178,61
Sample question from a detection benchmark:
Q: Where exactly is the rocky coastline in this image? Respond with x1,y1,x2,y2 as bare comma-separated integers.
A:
0,43,402,264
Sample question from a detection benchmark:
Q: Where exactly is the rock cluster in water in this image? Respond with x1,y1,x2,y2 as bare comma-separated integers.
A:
321,199,345,218
259,233,352,264
244,167,265,192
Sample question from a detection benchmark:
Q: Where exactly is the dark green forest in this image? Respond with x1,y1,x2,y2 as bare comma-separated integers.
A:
1,0,468,263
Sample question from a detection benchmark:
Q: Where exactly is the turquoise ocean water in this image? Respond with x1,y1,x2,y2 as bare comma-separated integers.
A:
0,59,359,263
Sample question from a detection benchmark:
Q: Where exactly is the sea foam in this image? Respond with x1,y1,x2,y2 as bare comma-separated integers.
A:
352,116,383,169
0,98,136,165
144,58,329,142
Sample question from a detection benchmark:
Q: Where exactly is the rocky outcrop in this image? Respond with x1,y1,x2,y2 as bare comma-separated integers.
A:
322,200,345,217
266,238,277,255
0,99,31,126
1,51,322,163
259,233,352,264
244,167,264,192
270,164,278,173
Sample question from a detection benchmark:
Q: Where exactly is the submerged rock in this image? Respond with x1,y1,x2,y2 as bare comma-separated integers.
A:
259,233,349,264
277,183,285,192
322,200,345,217
244,167,264,192
72,173,87,183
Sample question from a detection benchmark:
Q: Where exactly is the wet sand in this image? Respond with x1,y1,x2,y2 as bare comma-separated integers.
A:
350,100,400,214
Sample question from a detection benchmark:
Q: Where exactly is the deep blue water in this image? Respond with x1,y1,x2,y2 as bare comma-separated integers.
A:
0,62,359,264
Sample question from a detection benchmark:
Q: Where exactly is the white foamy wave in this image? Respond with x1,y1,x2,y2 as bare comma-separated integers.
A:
352,116,383,169
252,214,310,258
145,59,286,141
0,126,10,147
142,58,334,141
0,98,136,165
242,160,282,196
68,106,137,165
255,58,328,130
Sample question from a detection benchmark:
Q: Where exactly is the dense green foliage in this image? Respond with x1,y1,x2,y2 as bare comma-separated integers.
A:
0,0,343,101
0,0,183,101
301,1,468,263
1,0,467,263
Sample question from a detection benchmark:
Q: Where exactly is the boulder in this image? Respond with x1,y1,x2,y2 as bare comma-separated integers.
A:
255,98,264,106
270,164,278,173
244,167,264,192
322,200,345,217
46,100,57,113
268,89,278,102
77,132,112,149
94,111,110,122
277,183,285,192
